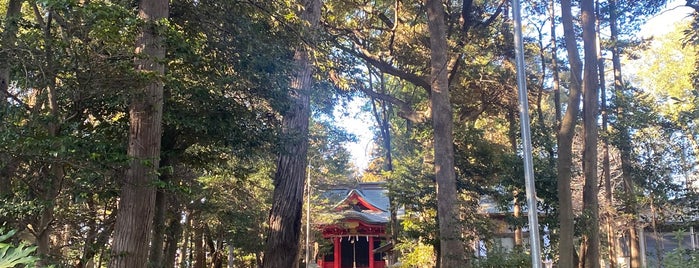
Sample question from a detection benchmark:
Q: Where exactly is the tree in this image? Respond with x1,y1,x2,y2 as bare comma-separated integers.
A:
607,1,671,266
322,1,510,264
147,0,292,264
580,0,600,266
262,0,321,266
558,0,584,265
425,0,466,265
108,0,168,266
0,0,23,215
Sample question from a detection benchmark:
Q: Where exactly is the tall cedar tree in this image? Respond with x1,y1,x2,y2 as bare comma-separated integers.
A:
262,0,320,267
580,0,600,266
426,0,466,265
109,0,168,266
558,0,584,266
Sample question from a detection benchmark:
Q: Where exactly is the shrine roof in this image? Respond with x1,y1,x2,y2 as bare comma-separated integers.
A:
339,210,389,224
322,182,391,212
318,182,393,226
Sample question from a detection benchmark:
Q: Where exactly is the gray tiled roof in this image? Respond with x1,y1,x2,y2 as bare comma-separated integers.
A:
320,182,393,225
323,182,391,211
340,210,390,224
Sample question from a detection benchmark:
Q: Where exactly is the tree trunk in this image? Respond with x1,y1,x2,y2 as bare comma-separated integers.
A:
559,0,585,266
78,199,99,268
608,0,642,266
163,210,182,268
549,0,561,127
193,224,205,268
108,0,168,266
79,199,114,268
36,10,64,266
596,2,618,266
580,0,601,267
0,0,23,201
369,72,399,262
207,234,224,268
149,156,173,267
149,187,167,267
179,211,191,268
0,0,22,111
262,0,320,267
228,243,235,268
426,0,466,266
507,109,523,247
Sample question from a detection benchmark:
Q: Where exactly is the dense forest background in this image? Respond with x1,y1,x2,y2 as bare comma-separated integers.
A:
1,0,699,267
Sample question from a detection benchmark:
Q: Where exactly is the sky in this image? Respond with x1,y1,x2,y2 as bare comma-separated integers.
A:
640,0,694,38
337,97,374,173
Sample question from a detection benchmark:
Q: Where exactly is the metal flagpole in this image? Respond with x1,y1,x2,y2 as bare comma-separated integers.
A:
511,0,543,267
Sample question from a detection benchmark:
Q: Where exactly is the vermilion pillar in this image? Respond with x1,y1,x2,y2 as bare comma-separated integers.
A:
369,236,375,268
334,237,341,268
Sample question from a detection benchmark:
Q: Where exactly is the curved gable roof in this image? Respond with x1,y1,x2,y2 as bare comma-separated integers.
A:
333,189,387,212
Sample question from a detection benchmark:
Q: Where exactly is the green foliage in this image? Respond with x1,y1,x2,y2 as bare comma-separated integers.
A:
657,231,699,267
0,229,38,268
387,154,438,244
0,0,693,265
308,117,356,186
394,242,434,268
661,248,699,267
472,246,532,268
633,21,698,122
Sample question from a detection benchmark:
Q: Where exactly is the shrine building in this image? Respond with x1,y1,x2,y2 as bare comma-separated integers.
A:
316,182,392,268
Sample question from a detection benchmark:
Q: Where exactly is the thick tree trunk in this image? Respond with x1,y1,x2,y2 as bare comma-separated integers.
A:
36,201,55,265
580,0,600,267
262,0,320,267
426,0,466,266
559,0,584,266
108,0,168,266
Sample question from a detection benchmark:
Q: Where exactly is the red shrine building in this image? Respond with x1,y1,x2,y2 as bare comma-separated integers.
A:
316,182,391,268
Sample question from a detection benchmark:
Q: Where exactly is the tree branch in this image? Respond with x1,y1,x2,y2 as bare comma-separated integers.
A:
338,44,431,91
359,83,427,123
480,0,506,28
448,0,505,84
1,86,32,111
327,69,427,123
686,1,699,12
